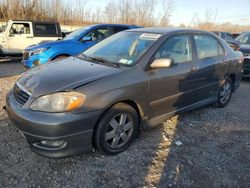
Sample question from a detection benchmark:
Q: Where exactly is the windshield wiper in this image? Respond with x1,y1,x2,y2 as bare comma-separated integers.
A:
90,57,121,68
78,54,120,68
77,54,94,61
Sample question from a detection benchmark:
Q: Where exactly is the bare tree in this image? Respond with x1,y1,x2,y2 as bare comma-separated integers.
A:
158,0,175,27
103,1,118,23
194,9,218,31
103,0,158,26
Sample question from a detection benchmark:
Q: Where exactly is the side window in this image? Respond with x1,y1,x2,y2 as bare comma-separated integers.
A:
194,35,224,59
84,27,110,42
11,23,30,34
34,23,58,35
220,32,226,40
154,35,193,64
113,26,129,34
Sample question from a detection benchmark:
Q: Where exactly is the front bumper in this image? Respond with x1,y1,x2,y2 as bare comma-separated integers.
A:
23,52,50,69
6,91,101,158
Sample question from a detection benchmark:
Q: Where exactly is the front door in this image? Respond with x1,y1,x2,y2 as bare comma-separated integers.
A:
7,22,34,53
148,34,199,119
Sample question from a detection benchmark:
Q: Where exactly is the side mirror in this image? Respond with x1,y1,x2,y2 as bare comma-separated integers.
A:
150,58,174,69
81,36,92,42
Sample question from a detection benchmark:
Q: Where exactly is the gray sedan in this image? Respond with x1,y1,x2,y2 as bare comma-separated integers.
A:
5,28,243,158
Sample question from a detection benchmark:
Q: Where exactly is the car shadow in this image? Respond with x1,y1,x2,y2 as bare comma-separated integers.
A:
0,60,25,78
144,105,249,187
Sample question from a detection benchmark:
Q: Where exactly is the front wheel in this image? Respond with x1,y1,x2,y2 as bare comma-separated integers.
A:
94,103,139,155
216,78,233,108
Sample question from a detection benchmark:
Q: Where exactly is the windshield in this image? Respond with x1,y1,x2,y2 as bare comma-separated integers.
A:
64,27,89,40
236,32,250,45
82,31,161,66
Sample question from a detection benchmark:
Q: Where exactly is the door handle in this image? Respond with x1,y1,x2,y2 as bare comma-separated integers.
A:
26,36,33,38
191,66,198,72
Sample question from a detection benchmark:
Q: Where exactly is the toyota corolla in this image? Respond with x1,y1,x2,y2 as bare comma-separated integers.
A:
5,28,243,158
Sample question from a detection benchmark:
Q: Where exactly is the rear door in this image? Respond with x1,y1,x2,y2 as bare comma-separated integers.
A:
32,22,62,44
148,34,200,118
192,34,227,100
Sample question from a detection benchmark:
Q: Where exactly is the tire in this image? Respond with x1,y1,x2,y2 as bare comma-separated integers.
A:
94,103,139,155
216,78,233,108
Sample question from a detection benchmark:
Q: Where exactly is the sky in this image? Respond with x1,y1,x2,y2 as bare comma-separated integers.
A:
171,0,250,26
86,0,250,26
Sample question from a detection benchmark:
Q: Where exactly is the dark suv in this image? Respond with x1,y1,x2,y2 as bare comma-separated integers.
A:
236,32,250,77
213,31,240,51
5,28,243,158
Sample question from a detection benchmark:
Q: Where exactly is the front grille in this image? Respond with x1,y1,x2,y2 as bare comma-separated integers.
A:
13,84,30,105
23,51,30,60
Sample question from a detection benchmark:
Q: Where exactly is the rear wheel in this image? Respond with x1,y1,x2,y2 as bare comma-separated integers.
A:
94,103,139,155
216,78,233,108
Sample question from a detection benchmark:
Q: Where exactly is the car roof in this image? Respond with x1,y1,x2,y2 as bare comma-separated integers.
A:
126,27,212,35
211,31,231,34
240,31,250,34
11,19,59,23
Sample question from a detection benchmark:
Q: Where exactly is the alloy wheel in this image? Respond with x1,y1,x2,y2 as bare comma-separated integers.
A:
104,113,134,149
219,81,232,104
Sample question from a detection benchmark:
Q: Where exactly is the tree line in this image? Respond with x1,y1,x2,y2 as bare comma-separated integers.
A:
0,0,249,32
0,0,174,26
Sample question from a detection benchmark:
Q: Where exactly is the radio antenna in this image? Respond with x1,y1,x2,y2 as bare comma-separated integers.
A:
188,13,197,28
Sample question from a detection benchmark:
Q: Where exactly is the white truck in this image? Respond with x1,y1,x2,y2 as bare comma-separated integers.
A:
0,20,62,56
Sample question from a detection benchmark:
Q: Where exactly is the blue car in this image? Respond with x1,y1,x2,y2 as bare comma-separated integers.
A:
23,24,140,68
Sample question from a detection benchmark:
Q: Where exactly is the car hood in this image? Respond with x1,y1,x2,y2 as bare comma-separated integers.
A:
17,56,124,97
240,44,250,54
25,39,73,50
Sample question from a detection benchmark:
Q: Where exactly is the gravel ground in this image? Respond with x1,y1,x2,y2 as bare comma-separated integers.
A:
0,74,249,188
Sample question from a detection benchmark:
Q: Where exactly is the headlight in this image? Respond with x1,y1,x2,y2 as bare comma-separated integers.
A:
30,92,85,112
30,47,50,56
